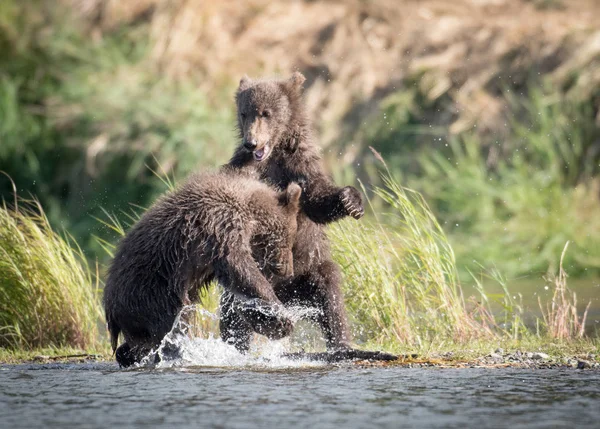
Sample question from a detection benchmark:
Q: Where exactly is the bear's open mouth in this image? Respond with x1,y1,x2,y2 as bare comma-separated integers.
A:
253,144,271,161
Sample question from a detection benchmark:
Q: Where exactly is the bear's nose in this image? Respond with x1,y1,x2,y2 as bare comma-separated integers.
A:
243,139,258,150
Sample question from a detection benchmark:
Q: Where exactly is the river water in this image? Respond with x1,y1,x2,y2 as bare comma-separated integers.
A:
1,357,599,429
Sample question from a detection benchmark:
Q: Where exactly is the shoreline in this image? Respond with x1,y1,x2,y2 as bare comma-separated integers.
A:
2,351,598,370
369,353,600,370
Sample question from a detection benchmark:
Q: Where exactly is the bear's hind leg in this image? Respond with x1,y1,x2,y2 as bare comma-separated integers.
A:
275,259,351,350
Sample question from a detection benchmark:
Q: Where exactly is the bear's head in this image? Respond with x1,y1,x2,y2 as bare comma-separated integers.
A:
252,182,302,279
235,72,306,162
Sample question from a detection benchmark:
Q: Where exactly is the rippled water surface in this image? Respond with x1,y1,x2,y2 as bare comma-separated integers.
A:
1,361,599,429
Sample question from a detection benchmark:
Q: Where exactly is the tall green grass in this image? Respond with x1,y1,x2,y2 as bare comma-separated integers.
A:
0,198,102,349
330,160,593,351
331,170,493,349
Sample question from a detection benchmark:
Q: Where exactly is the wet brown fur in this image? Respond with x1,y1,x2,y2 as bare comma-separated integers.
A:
226,72,365,351
103,171,301,366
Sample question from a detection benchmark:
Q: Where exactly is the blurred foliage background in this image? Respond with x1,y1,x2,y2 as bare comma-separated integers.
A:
1,0,599,281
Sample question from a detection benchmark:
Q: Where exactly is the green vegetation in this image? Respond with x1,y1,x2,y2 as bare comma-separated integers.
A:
331,171,491,349
360,85,600,279
417,91,600,278
0,0,235,257
0,198,102,350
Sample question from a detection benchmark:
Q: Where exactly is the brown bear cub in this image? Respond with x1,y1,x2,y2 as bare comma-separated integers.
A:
225,72,395,360
103,171,302,367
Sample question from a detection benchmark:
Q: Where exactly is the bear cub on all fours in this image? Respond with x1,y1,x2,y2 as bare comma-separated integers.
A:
103,171,302,367
225,72,397,361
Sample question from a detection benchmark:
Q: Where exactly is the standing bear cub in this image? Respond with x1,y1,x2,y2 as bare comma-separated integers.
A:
224,72,384,358
103,171,302,367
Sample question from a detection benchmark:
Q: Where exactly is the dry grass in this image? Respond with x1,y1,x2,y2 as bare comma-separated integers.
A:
540,242,590,339
65,0,600,152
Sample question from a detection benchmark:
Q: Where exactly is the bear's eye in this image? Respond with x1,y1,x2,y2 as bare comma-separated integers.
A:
262,110,271,118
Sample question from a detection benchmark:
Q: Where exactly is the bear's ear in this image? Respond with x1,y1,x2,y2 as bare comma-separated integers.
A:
286,71,306,92
286,183,302,207
238,75,252,92
278,183,302,213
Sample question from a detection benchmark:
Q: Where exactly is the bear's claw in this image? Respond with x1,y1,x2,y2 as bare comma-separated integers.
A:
341,186,365,219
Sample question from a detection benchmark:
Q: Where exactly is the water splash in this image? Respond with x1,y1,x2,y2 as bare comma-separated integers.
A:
282,304,322,323
138,304,326,369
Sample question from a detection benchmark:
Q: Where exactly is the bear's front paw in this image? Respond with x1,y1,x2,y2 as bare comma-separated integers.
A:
341,186,364,219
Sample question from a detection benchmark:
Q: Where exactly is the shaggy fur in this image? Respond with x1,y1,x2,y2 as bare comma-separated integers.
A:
225,72,365,351
103,171,301,367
